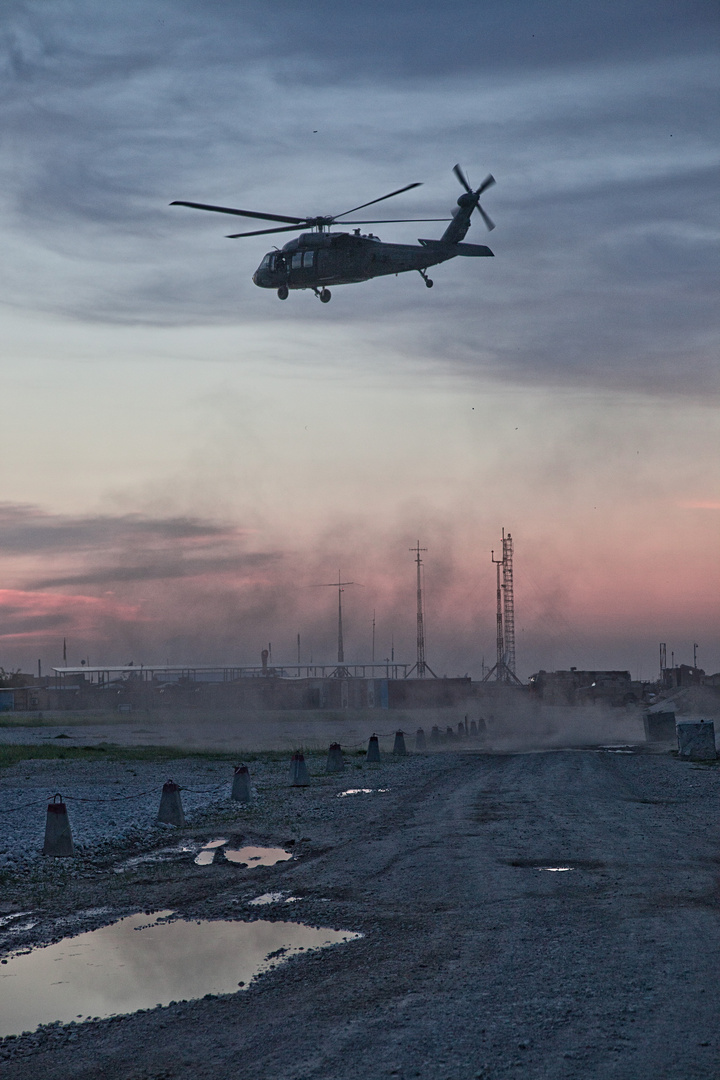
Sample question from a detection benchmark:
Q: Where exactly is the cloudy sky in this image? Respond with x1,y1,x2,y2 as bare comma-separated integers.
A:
1,0,718,679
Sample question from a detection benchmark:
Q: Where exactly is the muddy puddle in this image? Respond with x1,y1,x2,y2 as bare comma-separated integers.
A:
224,846,293,866
193,841,294,867
0,911,360,1037
193,838,229,866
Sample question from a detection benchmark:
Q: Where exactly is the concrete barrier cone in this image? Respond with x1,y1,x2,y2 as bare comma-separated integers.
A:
415,728,426,751
470,720,478,736
43,795,75,857
326,742,345,773
430,725,441,746
457,722,465,739
231,764,252,803
157,779,186,827
393,730,407,756
366,735,381,764
677,720,717,760
446,725,455,740
290,751,310,786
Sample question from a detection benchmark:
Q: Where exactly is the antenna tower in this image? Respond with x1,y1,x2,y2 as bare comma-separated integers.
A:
311,571,357,676
406,542,436,678
482,527,522,684
492,549,504,678
502,529,516,677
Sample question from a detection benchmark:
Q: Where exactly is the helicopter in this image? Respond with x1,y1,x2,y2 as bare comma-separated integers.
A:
171,165,495,303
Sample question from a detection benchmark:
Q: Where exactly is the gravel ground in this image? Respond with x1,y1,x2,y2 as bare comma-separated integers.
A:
0,738,719,1079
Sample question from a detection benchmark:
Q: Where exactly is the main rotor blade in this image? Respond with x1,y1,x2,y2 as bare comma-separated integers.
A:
171,201,306,225
453,164,472,193
339,217,451,224
476,204,495,231
226,223,305,238
477,174,496,196
333,182,421,220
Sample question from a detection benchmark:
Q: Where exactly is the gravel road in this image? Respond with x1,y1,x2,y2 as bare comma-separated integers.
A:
1,744,719,1079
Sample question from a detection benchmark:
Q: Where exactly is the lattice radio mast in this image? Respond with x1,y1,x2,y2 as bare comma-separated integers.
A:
482,527,522,684
502,529,516,677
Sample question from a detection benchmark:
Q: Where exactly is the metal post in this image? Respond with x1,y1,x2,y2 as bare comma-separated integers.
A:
491,550,504,680
337,579,344,664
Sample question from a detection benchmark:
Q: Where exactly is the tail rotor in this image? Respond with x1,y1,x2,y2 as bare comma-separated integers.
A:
453,164,496,231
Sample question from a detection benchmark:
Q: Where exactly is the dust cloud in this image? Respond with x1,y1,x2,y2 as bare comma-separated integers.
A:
44,692,648,756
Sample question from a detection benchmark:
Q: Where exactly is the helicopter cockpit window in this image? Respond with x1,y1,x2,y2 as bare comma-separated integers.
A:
292,253,303,269
302,251,315,267
259,254,272,269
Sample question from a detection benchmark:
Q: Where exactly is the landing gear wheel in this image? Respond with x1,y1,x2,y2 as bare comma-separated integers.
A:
320,288,331,303
425,278,434,288
277,285,289,300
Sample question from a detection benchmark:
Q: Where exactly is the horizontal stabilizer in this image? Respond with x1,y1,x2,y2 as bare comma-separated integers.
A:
418,239,493,257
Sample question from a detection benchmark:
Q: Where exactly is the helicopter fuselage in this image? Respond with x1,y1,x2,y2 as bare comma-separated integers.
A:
172,165,496,301
252,230,492,291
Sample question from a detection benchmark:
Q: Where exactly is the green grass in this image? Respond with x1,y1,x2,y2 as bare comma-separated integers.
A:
0,744,301,768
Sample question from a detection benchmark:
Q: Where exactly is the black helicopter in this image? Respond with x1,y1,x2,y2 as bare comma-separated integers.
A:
171,165,495,303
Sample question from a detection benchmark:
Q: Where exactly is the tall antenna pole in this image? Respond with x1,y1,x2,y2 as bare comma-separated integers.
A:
502,529,516,678
310,572,357,675
491,549,504,680
410,541,428,677
337,572,345,664
372,610,376,663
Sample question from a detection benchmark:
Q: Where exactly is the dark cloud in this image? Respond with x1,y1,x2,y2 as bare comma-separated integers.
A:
0,502,279,592
0,607,66,634
28,552,277,590
0,503,244,554
0,0,717,396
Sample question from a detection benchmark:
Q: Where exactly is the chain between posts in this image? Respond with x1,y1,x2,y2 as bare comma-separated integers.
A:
0,783,227,813
0,744,401,813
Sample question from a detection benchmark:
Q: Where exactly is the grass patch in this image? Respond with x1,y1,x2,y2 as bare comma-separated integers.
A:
0,744,299,768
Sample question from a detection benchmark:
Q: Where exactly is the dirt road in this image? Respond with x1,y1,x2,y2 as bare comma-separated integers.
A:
2,747,719,1079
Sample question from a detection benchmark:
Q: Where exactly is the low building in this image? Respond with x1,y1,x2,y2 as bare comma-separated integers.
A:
528,668,647,706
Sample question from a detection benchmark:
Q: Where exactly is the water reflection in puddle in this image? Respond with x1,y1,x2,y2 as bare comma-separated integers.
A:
538,866,574,872
224,846,293,867
337,788,389,798
0,912,361,1037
